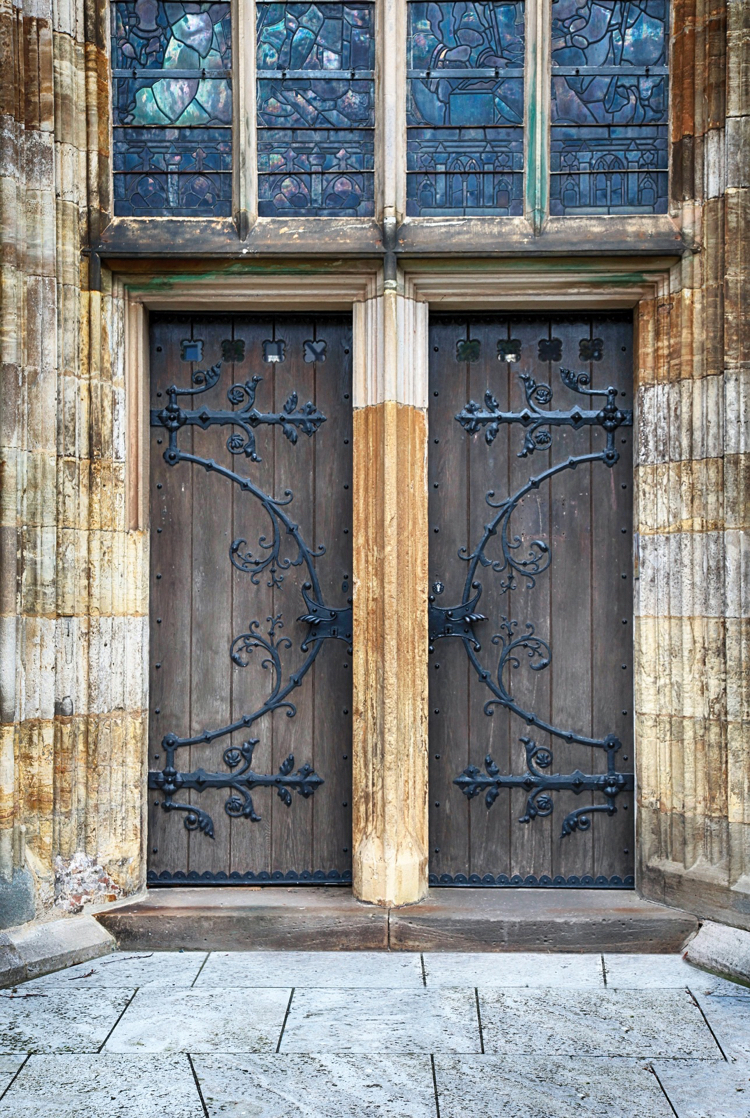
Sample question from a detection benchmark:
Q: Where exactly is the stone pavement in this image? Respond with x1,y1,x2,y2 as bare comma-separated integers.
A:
0,951,748,1116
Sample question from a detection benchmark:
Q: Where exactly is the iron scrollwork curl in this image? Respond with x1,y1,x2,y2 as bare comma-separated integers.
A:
439,365,635,838
149,357,349,839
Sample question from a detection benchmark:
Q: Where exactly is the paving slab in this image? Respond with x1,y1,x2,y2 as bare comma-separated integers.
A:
0,1055,25,1094
22,950,208,989
193,1053,439,1117
434,1056,674,1118
280,988,480,1053
652,1059,750,1118
693,994,750,1065
604,953,750,995
478,989,722,1058
0,988,134,1054
0,1053,204,1118
195,950,424,989
424,951,603,987
104,987,290,1054
602,953,738,992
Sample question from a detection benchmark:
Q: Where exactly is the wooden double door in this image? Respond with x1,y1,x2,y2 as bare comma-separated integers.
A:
428,312,636,888
148,314,353,884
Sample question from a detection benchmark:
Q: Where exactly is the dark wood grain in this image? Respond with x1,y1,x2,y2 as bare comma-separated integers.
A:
428,312,635,886
148,314,353,882
428,317,471,877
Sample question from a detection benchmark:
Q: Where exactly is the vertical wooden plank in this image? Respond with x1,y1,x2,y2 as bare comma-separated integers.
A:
507,315,554,880
549,315,594,880
466,317,512,879
271,317,316,875
591,315,635,880
186,317,234,876
428,316,471,879
148,316,194,879
311,315,353,874
229,315,274,876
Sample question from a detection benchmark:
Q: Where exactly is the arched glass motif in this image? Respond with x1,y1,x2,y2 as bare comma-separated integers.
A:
112,0,233,217
256,2,375,216
550,0,669,215
406,1,525,216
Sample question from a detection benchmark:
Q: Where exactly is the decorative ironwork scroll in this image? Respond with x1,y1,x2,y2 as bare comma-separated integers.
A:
256,1,375,215
438,362,634,838
149,356,351,838
407,0,525,215
550,0,669,215
112,0,233,216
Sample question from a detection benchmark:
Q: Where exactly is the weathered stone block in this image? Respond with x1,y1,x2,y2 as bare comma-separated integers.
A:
686,918,750,982
0,871,35,932
9,913,114,979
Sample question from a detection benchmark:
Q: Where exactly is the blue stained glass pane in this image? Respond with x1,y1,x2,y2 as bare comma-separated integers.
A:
406,2,525,215
113,1,231,69
551,0,666,69
257,79,374,128
408,1,524,68
259,130,373,215
256,2,374,218
259,171,373,214
112,1,233,216
257,3,375,69
407,127,522,215
408,77,523,126
550,0,669,214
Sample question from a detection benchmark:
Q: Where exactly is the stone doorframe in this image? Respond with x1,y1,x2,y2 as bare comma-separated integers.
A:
119,257,673,908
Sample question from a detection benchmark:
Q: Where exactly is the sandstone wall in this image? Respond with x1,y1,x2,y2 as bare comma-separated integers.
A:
636,0,750,928
0,0,146,925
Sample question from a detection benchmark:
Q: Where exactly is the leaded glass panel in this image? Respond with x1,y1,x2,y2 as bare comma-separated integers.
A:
256,2,375,216
406,1,525,216
112,0,232,216
550,0,668,215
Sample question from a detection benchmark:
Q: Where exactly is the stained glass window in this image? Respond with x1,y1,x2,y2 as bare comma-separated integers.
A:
550,0,668,215
112,0,232,217
256,2,375,216
406,1,525,217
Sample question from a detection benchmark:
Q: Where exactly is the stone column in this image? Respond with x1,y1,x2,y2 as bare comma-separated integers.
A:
636,0,750,930
0,0,147,927
351,275,430,907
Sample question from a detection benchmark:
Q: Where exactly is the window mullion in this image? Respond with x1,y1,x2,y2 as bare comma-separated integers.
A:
379,0,407,222
525,0,550,233
236,0,258,233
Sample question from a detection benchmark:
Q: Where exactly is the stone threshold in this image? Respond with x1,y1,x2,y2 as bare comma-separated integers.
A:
94,887,698,953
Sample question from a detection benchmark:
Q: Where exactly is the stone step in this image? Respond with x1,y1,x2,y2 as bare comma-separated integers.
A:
95,887,697,953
